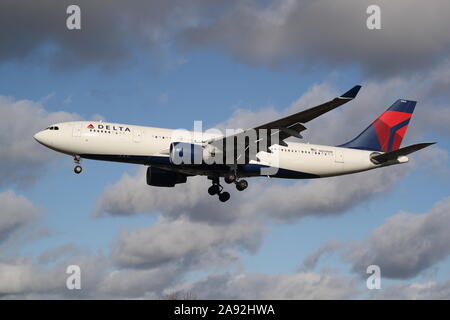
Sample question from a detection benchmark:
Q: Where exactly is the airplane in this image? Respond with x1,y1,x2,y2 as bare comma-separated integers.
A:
34,85,434,202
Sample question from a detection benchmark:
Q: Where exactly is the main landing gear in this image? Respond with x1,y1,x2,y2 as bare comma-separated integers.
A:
208,172,249,202
224,172,248,192
235,179,248,191
208,177,231,202
73,155,82,174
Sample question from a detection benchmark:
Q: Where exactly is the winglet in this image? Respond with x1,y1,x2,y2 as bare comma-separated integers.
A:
340,85,362,99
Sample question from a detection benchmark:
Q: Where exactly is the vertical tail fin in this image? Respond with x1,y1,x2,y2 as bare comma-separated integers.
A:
339,99,416,152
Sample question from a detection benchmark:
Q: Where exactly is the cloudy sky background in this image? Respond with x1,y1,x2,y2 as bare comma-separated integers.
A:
1,0,450,299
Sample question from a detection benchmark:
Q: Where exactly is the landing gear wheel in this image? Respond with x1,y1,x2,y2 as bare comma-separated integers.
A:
236,179,248,191
224,172,236,184
208,184,221,195
73,155,82,174
219,191,230,202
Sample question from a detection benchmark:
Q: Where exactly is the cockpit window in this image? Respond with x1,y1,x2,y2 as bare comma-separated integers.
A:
47,126,59,130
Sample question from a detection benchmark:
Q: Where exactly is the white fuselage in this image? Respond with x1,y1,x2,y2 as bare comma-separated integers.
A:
34,121,395,179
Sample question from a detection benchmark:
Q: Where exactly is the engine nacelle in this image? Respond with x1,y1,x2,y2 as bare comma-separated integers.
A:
146,166,187,187
169,142,220,165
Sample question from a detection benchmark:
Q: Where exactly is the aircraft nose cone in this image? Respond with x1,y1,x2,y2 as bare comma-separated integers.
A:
33,130,51,146
34,131,43,142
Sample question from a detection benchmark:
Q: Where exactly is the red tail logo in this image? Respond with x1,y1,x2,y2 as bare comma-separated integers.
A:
372,111,412,152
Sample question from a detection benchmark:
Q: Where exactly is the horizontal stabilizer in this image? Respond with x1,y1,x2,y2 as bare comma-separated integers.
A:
371,142,435,164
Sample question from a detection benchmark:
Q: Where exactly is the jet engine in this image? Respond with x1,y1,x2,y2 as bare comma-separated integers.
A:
169,142,221,165
146,166,187,187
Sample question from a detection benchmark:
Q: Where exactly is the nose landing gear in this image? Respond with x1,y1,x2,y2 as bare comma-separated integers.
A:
73,155,82,174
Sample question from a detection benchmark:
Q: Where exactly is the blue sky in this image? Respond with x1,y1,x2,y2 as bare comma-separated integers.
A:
1,1,450,299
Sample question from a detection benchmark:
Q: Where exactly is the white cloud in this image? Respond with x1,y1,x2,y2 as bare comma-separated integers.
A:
0,249,359,299
0,96,80,187
171,271,357,299
182,0,450,77
0,254,109,299
345,197,450,279
97,266,180,299
2,0,450,78
303,197,450,280
374,280,450,299
0,190,42,244
112,215,262,269
0,259,60,296
0,0,220,70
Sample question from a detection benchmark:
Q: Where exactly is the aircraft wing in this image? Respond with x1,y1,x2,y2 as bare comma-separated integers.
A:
254,85,362,131
207,85,362,163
